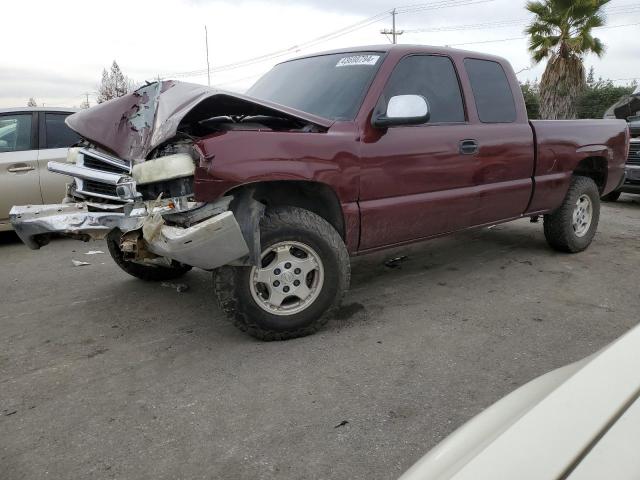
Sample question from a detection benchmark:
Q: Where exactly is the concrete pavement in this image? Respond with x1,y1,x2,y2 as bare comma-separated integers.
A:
1,196,639,479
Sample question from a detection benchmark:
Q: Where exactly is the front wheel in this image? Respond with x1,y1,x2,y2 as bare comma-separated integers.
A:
213,206,350,341
543,175,600,253
106,229,192,281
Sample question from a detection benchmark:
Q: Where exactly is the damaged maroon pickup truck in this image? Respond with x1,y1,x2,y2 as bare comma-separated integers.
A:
10,45,629,340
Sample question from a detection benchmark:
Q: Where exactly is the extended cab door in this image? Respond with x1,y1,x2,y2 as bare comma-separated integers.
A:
459,58,534,224
357,54,534,251
37,111,81,203
0,112,41,229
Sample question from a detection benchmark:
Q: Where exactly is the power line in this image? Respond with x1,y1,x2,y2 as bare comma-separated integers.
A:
161,9,390,79
396,0,495,14
213,72,264,88
161,0,497,80
402,3,640,34
445,21,640,46
381,8,404,44
449,35,527,46
405,18,529,33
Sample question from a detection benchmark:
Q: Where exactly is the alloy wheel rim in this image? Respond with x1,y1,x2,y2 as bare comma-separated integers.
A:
249,241,325,316
572,194,593,238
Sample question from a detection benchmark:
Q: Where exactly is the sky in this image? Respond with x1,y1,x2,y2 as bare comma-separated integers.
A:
1,0,639,108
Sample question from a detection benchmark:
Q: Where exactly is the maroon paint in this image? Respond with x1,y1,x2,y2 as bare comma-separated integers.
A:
526,119,629,212
194,122,362,252
193,44,628,255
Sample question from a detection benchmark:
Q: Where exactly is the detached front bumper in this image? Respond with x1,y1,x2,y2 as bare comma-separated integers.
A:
9,199,250,271
10,203,131,250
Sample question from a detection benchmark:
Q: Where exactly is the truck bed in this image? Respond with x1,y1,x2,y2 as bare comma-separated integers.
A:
527,119,628,213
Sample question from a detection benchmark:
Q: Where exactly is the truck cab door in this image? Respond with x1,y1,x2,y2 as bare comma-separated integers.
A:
0,112,41,230
37,111,81,203
458,58,534,225
357,55,534,251
358,54,476,250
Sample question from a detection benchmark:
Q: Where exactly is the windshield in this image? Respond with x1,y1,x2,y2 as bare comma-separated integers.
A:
247,52,383,121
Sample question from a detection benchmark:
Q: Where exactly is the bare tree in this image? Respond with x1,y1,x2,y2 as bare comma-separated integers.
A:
97,61,134,103
27,97,37,107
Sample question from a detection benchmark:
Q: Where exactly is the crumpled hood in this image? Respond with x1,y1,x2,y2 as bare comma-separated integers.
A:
66,80,333,162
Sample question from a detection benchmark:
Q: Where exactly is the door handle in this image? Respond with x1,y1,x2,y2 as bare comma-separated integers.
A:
8,165,35,173
459,139,479,155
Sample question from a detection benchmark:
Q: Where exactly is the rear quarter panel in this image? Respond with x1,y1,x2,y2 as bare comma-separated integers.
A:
527,119,628,213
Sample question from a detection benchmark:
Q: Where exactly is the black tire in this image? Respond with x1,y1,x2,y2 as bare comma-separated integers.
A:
543,175,600,253
602,190,621,202
213,206,350,341
106,229,192,281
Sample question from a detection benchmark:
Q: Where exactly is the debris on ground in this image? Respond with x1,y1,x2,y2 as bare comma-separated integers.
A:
71,260,91,267
84,250,104,255
334,420,349,428
161,282,189,293
384,255,408,268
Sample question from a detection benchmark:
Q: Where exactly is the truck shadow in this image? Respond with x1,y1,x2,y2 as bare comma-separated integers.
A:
71,220,574,343
0,231,20,245
349,221,550,291
607,195,640,209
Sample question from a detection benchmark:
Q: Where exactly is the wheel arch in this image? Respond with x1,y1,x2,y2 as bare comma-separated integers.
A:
225,180,346,241
573,155,608,194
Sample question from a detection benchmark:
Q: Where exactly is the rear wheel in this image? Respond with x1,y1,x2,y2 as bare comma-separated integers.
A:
106,229,192,281
213,206,350,341
544,175,600,253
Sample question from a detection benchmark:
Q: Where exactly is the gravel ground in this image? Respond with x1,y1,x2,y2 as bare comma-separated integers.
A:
1,195,639,480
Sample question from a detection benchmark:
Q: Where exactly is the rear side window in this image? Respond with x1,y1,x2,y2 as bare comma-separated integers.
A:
464,59,516,123
0,114,33,152
383,55,465,123
44,113,80,149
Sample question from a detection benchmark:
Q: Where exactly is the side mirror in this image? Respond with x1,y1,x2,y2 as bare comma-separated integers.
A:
372,94,430,128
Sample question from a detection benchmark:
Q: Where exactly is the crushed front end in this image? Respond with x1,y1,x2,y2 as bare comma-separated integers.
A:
10,146,249,270
10,79,330,270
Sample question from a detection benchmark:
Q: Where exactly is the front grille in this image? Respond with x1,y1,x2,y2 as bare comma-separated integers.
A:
83,156,128,173
83,180,118,198
628,142,640,166
73,149,132,201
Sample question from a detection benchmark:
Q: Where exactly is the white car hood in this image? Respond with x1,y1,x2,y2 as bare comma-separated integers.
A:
400,323,640,480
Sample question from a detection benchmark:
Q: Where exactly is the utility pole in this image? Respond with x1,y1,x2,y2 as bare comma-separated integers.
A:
204,25,211,87
380,8,403,44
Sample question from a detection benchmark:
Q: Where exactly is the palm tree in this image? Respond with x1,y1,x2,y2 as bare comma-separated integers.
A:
526,0,609,119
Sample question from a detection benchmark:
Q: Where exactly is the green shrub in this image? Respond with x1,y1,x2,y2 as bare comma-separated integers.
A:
576,80,635,119
520,71,636,120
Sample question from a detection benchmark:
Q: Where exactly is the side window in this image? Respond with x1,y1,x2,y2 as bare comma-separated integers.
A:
44,113,80,149
0,114,33,152
464,59,517,123
383,55,465,124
